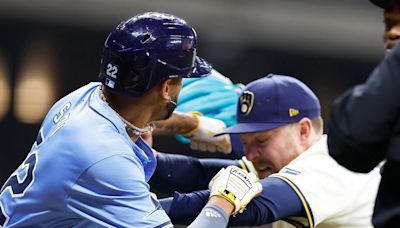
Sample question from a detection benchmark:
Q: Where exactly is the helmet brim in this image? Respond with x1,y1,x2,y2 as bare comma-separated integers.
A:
186,56,212,78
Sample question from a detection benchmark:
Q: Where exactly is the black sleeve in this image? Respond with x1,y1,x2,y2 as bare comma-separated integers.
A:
149,152,238,196
328,43,400,172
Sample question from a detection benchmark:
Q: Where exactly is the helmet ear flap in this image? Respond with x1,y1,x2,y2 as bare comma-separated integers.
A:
130,49,151,72
99,49,124,80
122,49,153,93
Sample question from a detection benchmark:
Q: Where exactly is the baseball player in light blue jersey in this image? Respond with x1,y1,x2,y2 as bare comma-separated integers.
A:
0,12,262,227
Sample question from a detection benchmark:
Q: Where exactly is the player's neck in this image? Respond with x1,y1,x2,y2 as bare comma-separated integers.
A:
300,131,322,154
101,86,157,139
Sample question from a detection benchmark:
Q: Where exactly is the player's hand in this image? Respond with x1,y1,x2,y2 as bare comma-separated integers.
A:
190,138,231,154
239,156,259,178
184,112,232,154
209,166,263,215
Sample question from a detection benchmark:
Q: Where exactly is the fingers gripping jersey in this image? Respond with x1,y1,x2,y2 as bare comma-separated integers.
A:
0,83,172,227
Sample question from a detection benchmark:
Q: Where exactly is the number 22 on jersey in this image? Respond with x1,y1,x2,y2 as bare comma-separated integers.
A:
0,152,38,226
0,128,44,226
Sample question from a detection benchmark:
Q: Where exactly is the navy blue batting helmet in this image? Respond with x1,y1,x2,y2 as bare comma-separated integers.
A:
99,12,212,97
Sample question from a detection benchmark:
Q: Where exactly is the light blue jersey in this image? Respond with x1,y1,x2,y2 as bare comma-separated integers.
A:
0,83,172,227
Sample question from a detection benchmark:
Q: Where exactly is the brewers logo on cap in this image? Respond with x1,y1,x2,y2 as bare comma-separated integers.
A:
239,90,254,116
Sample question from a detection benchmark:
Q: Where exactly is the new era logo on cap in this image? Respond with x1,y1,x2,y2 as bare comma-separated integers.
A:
216,74,321,135
289,108,299,117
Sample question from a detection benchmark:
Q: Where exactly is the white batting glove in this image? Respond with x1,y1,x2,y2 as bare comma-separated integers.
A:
209,166,263,215
184,112,232,154
238,156,259,178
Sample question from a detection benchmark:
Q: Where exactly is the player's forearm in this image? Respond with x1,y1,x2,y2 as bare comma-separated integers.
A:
152,112,198,135
207,196,234,215
162,190,236,226
187,203,230,228
164,177,304,226
161,190,209,225
164,190,240,226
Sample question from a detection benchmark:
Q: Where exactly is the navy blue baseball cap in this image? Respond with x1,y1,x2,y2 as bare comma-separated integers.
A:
217,74,321,135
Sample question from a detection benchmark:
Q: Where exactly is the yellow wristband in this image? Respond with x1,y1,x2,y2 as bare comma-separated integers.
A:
217,187,237,213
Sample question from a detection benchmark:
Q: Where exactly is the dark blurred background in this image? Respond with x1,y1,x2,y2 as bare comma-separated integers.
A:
0,0,385,184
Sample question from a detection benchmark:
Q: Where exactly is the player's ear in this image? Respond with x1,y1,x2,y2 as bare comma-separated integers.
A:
159,78,182,99
159,79,172,100
298,118,312,143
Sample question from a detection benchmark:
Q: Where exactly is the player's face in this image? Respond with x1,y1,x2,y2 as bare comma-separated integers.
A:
239,124,302,179
384,0,400,53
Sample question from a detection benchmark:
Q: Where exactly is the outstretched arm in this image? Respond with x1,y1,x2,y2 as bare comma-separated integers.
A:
149,152,240,195
152,111,232,154
162,177,304,226
186,166,262,227
152,112,199,135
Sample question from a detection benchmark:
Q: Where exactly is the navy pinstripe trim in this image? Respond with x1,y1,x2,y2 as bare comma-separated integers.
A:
272,175,315,228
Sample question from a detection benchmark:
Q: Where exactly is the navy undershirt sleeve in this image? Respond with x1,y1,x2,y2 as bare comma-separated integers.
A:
162,177,304,226
149,152,238,196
